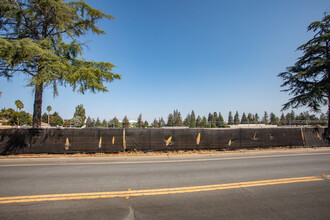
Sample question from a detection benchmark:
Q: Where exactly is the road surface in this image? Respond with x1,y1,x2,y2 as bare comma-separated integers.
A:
0,149,330,219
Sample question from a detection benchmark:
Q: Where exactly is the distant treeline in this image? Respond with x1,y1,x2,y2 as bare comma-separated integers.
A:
85,110,328,128
1,105,327,128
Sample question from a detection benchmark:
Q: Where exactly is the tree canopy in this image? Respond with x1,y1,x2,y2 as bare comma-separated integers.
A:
278,14,329,129
137,114,143,128
15,100,24,111
0,0,121,127
122,116,129,128
73,104,86,127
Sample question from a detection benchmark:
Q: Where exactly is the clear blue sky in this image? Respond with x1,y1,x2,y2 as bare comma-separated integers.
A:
0,0,329,122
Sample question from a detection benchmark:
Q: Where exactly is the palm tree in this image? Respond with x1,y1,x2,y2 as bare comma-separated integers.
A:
15,100,24,112
15,100,24,126
46,106,52,126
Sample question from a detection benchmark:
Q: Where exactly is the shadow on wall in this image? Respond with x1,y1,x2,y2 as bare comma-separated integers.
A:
0,129,66,155
0,130,28,154
0,127,329,155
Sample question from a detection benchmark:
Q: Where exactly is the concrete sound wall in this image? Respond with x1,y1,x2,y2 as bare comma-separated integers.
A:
0,127,328,155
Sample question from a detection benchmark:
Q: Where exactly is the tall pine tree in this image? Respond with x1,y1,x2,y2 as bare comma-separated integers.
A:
201,116,208,128
122,116,130,128
175,112,183,126
217,112,224,127
152,118,159,128
167,114,174,126
183,113,191,127
228,111,234,125
0,0,120,127
196,115,202,127
278,14,330,134
262,111,269,124
137,114,143,128
234,111,240,125
190,110,196,128
254,113,259,124
159,117,166,127
280,113,287,125
241,112,248,124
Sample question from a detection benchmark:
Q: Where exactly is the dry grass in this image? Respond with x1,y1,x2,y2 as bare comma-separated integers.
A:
0,146,328,159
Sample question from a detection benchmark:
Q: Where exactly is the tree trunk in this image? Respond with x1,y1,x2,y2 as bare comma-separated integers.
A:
328,91,330,140
33,84,43,128
327,41,330,140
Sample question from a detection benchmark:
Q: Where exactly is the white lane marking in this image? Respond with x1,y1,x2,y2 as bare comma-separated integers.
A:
0,152,330,167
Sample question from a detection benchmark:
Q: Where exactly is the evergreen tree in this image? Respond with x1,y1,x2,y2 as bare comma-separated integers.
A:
101,119,108,127
152,118,159,128
144,121,149,128
167,113,174,126
251,115,256,124
73,104,86,127
190,110,196,128
201,116,208,128
0,0,120,127
241,112,248,124
234,111,239,125
173,109,179,123
132,122,137,128
213,112,218,126
196,115,202,127
298,111,311,121
109,117,119,127
278,14,330,133
95,117,102,127
217,112,224,127
86,116,95,128
122,116,130,128
159,117,166,127
269,112,279,125
247,113,253,124
183,113,191,127
137,113,143,128
285,110,295,125
254,113,259,124
208,113,212,124
207,112,215,126
296,112,305,120
228,111,234,125
262,111,269,124
280,113,287,125
175,112,183,126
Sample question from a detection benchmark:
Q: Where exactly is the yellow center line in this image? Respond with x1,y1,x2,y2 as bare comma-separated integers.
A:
0,176,318,200
0,175,327,204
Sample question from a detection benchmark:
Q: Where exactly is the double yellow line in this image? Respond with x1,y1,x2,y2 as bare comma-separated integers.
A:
0,175,328,204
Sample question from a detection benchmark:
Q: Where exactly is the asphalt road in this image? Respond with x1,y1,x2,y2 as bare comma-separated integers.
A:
0,149,330,219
